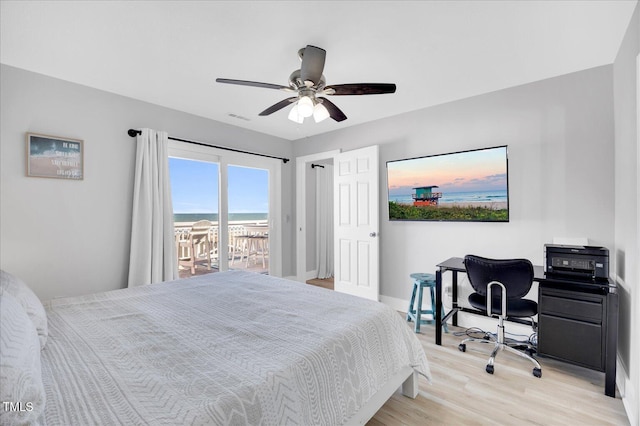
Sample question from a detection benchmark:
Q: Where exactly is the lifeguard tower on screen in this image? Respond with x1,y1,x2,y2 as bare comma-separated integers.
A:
412,186,443,206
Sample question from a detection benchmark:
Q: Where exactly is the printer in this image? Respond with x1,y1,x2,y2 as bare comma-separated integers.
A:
544,244,609,281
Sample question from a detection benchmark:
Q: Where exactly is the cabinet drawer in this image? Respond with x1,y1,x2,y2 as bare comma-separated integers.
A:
539,293,603,323
538,314,604,370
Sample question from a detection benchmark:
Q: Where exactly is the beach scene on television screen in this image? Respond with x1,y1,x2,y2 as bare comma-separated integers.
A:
387,146,508,222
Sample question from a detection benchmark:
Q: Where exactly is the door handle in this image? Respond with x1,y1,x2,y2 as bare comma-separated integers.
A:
369,232,377,237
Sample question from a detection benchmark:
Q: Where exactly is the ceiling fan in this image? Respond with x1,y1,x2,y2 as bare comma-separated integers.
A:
216,45,396,123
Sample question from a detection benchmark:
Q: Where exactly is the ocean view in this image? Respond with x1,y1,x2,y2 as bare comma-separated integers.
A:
174,213,268,223
389,190,507,205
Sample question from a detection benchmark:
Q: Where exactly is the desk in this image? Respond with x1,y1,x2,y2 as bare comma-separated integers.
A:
435,256,618,397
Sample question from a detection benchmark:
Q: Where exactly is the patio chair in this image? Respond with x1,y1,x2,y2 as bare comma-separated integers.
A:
176,220,214,274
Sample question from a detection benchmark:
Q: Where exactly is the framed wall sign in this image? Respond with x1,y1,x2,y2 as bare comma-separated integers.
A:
26,133,84,180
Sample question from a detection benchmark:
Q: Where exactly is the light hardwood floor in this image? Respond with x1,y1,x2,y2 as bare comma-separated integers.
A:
368,320,629,425
306,276,334,290
303,278,628,425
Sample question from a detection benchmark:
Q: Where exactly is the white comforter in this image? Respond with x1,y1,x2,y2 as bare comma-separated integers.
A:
41,271,430,425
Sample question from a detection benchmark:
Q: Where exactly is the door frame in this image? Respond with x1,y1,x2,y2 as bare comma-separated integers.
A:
295,149,341,283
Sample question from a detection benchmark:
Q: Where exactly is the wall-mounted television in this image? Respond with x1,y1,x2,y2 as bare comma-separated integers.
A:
386,145,509,222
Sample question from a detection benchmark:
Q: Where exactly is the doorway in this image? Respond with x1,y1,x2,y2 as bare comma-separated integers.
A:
295,150,340,284
296,146,380,301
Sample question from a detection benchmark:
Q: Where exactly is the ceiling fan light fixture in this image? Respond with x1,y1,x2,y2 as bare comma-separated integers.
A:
297,96,314,118
313,102,330,123
288,104,304,123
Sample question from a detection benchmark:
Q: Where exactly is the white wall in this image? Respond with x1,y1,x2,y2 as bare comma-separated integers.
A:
0,64,295,300
613,3,639,423
294,65,615,300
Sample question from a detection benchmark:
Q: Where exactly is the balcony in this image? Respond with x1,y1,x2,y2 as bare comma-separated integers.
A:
175,219,269,278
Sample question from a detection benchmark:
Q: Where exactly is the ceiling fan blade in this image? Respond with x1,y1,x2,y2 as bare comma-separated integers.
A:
300,45,326,85
324,83,396,95
320,98,347,122
259,97,298,116
216,78,292,91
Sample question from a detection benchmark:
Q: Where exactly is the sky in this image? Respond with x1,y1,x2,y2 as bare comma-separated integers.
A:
387,146,508,196
169,157,269,213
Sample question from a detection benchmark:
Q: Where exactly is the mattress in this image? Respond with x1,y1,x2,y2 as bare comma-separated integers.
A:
41,271,430,425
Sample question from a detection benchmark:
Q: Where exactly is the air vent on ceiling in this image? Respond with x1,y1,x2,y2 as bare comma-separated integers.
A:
228,113,251,121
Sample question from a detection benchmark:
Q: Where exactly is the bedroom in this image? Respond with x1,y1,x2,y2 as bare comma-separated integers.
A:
0,1,638,425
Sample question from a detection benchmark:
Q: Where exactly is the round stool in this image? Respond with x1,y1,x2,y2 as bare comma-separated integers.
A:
406,273,448,333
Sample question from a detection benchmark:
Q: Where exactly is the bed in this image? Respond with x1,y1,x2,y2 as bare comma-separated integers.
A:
1,270,430,425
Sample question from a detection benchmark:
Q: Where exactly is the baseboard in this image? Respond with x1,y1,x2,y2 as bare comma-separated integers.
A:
622,381,637,426
285,272,330,283
612,279,636,425
618,355,637,426
380,291,451,316
380,294,535,339
379,295,408,312
283,273,318,282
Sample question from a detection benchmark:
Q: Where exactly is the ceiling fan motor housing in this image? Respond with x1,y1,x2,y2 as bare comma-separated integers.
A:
288,70,325,91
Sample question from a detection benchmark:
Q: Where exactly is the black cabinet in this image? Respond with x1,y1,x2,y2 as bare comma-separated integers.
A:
538,287,605,370
537,280,618,397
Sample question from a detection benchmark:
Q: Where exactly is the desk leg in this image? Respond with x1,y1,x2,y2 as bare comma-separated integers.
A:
451,271,458,327
435,270,443,346
605,293,619,397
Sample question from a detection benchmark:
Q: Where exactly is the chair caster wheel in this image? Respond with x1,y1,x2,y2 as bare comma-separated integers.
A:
533,368,542,378
458,343,466,352
486,364,494,374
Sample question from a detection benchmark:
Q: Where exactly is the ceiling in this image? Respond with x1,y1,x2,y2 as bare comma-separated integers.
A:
1,1,636,141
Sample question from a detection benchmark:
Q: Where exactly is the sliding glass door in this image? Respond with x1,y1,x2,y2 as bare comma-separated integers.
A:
227,165,269,273
168,140,282,277
169,155,220,277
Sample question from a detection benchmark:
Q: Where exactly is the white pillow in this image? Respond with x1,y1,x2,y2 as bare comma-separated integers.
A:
0,292,46,426
0,270,48,349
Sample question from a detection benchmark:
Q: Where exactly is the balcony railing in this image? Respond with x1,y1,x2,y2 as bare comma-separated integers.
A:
175,219,269,277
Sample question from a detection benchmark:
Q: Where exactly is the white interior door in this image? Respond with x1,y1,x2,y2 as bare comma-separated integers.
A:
334,145,379,301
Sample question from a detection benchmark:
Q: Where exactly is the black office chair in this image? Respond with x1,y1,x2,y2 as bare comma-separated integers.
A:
458,255,542,378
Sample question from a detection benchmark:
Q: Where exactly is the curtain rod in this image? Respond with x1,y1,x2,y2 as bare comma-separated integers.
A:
127,129,289,163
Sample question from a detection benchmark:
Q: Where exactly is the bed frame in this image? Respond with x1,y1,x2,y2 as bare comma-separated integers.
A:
345,366,418,425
